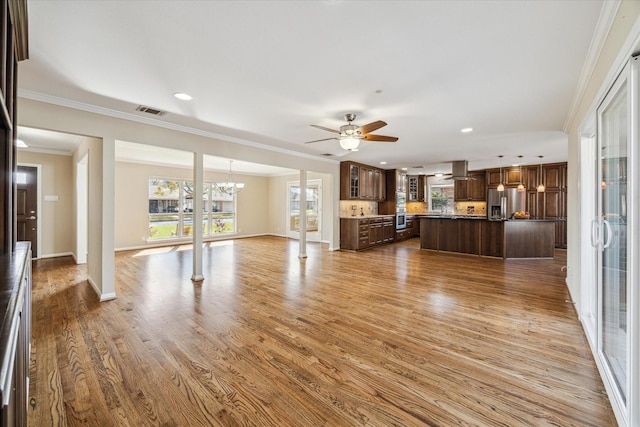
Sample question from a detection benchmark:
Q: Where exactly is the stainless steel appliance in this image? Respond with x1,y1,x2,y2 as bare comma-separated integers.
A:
487,188,526,219
396,191,407,229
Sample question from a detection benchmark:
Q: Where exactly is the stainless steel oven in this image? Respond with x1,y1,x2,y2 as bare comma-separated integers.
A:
396,212,406,229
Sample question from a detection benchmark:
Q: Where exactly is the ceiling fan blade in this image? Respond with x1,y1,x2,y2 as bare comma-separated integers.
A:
304,137,337,144
358,120,387,134
362,134,398,142
310,124,340,134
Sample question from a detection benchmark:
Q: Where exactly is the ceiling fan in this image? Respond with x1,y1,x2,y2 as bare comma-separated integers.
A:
305,113,398,151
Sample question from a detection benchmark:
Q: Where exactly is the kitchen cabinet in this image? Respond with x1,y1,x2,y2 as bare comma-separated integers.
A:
505,167,524,186
487,167,524,189
0,243,32,426
420,217,554,258
542,163,566,190
420,218,439,250
486,169,502,188
454,171,486,201
368,218,383,245
407,176,427,202
396,215,418,242
379,169,408,215
525,166,540,190
340,216,395,250
382,218,395,243
340,161,386,201
536,162,567,248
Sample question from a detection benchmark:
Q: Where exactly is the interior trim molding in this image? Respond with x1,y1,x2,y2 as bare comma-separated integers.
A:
563,0,621,132
17,89,339,166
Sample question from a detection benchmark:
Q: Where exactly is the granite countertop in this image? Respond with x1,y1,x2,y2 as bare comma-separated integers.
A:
340,214,396,219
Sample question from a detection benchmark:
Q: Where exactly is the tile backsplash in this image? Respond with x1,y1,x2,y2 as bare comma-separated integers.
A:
339,200,378,217
454,201,487,216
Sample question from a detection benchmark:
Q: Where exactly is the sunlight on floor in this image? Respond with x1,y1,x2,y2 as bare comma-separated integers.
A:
133,240,236,257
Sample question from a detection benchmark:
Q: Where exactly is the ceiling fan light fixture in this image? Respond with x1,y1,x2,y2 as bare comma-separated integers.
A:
339,137,360,151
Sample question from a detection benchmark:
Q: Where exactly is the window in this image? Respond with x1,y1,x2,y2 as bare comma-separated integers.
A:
430,185,454,214
148,178,236,239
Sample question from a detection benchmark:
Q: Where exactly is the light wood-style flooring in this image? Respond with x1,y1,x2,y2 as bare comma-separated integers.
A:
28,236,616,426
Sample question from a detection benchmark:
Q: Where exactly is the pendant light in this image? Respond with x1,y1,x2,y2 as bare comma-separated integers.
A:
497,155,505,192
536,155,545,193
516,155,525,192
213,160,245,195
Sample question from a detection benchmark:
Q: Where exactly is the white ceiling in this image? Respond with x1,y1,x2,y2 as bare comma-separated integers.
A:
18,0,608,175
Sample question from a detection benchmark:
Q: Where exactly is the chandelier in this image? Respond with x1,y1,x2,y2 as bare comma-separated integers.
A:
213,160,245,195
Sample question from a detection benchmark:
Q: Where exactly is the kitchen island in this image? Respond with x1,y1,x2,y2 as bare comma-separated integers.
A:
419,216,555,258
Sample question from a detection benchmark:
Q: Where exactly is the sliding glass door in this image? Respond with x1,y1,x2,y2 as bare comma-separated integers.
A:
597,67,629,404
590,58,640,426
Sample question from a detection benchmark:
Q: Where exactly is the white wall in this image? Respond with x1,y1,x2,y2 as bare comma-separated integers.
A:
17,98,341,299
115,160,271,250
267,172,334,243
565,1,640,312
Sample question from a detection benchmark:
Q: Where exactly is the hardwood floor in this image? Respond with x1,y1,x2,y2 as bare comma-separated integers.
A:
28,237,616,426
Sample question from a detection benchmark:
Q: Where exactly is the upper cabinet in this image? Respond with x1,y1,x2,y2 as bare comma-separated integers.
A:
486,167,524,189
340,161,386,201
407,175,426,201
454,171,486,201
542,163,567,190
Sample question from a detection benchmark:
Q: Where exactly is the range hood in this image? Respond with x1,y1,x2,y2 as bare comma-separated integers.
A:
448,160,474,180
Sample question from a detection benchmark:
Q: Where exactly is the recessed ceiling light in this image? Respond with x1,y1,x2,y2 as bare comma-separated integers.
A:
435,173,443,177
16,139,27,148
380,161,387,165
461,127,473,133
174,92,192,101
401,167,408,171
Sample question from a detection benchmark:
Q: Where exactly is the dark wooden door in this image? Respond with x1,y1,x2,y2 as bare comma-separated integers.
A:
16,166,38,256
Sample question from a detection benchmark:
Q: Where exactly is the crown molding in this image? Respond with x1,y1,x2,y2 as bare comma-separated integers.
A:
563,0,621,132
17,89,339,166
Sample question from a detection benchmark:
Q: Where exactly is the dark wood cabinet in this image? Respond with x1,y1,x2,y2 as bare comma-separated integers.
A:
454,172,486,201
407,176,427,202
0,243,32,426
543,164,566,190
382,219,395,243
505,167,524,186
408,176,419,201
525,166,540,190
486,169,502,187
369,218,383,245
340,161,386,201
531,162,567,248
420,218,439,250
341,216,395,250
480,220,504,257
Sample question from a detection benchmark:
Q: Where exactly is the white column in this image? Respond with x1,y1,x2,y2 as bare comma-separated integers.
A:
192,152,204,282
299,169,307,258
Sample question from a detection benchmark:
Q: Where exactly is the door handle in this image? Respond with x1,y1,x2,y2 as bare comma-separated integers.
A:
602,219,613,249
590,219,599,248
27,216,36,220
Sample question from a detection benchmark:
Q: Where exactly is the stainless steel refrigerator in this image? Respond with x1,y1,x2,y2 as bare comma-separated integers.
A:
487,188,526,219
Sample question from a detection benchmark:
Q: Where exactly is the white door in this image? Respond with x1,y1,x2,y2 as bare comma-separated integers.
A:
287,180,321,242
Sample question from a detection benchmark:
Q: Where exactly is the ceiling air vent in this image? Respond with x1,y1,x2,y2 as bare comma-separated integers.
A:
136,105,166,116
